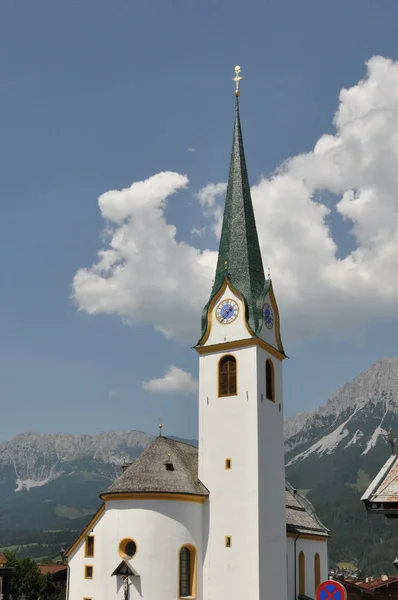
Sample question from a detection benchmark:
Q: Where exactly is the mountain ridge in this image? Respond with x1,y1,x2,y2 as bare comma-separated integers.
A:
2,358,398,573
0,430,155,492
284,357,398,574
284,357,398,458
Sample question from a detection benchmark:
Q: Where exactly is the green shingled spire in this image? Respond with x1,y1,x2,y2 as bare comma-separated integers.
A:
199,94,269,339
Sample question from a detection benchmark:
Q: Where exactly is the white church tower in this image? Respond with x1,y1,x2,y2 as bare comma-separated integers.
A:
196,67,288,600
63,66,328,600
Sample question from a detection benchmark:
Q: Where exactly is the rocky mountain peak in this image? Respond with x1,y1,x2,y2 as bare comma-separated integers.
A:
0,430,154,493
285,357,398,463
320,357,398,416
284,357,398,575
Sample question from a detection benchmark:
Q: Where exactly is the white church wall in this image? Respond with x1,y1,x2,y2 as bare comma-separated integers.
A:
287,537,296,600
199,344,262,600
198,341,287,600
68,507,106,600
257,345,288,600
286,536,328,600
68,498,203,600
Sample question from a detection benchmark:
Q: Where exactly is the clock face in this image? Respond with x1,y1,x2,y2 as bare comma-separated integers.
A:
216,299,239,324
263,302,274,330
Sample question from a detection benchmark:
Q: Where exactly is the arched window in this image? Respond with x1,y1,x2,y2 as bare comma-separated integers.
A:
179,545,196,598
314,553,321,590
299,551,306,596
266,359,275,402
218,355,237,397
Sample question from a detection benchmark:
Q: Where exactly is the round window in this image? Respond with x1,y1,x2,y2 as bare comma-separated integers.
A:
119,538,137,559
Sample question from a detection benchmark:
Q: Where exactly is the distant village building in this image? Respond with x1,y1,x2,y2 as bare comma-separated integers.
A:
339,576,398,599
361,437,398,518
38,564,68,588
0,553,6,600
65,68,329,600
0,553,14,600
358,433,398,597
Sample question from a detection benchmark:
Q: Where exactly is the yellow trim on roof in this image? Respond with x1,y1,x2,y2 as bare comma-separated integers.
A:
268,284,285,355
287,532,328,542
64,504,105,558
195,336,286,361
101,492,206,503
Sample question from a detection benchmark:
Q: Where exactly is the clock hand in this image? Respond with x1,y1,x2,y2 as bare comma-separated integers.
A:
224,307,233,319
220,306,232,322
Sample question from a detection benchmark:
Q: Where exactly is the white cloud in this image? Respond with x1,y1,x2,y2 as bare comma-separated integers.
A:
187,147,196,153
197,182,227,207
191,226,206,238
72,171,215,339
196,182,227,237
73,56,398,345
143,366,198,394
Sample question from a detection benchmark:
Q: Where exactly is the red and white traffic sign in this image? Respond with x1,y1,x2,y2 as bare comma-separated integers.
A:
316,580,347,600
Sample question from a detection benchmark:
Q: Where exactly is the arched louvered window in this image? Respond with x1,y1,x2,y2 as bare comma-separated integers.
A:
299,551,306,596
265,359,275,402
314,552,321,590
179,545,196,597
218,355,237,397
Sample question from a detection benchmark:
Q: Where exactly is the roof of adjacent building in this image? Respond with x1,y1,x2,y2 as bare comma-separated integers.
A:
198,97,275,341
361,454,398,514
101,436,209,498
38,564,67,576
285,484,329,536
335,579,374,598
0,552,6,565
355,577,398,591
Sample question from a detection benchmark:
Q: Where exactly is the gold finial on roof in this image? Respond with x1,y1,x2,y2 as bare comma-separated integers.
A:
232,65,243,97
158,415,165,437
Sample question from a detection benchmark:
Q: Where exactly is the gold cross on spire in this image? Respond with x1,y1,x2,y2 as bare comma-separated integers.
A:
232,65,243,97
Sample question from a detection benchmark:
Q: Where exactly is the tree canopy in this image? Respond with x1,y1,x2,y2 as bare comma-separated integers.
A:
3,551,65,600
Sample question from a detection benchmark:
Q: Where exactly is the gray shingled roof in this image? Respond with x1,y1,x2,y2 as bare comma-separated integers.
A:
285,486,329,536
101,436,209,497
101,438,328,538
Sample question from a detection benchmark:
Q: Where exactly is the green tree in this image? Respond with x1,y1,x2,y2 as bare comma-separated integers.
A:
40,572,63,600
4,551,43,600
3,551,64,600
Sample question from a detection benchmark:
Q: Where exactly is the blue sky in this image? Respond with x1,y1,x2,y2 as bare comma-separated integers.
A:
2,0,398,441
